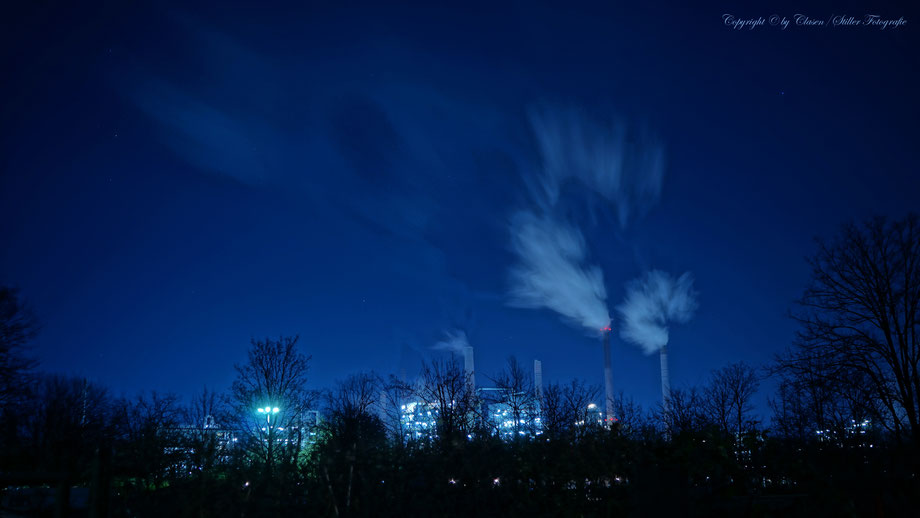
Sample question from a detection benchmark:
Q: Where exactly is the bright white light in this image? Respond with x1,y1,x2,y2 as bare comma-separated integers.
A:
587,403,597,410
257,408,265,413
272,407,279,413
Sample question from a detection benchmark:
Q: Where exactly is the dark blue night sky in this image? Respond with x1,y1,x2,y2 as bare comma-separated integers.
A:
2,1,918,417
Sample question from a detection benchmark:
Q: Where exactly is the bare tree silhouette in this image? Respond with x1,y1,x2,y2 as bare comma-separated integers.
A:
779,215,920,445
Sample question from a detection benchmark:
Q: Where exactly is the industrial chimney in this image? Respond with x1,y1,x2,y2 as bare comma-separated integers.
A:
533,359,543,402
602,326,615,424
462,345,475,392
660,345,671,413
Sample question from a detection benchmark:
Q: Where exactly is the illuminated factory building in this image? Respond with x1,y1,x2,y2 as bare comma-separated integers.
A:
487,398,543,440
400,400,441,442
396,353,609,442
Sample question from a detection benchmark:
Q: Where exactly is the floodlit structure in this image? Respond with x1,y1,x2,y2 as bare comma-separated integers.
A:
485,389,543,440
397,358,546,442
400,400,440,442
576,403,606,427
300,410,322,448
815,419,872,446
163,415,240,476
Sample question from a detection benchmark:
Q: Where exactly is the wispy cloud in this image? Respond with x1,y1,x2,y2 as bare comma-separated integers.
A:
528,106,666,228
131,78,271,185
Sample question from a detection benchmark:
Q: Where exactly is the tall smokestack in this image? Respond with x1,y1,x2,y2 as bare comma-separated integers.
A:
462,345,475,392
660,345,671,413
602,326,614,423
378,390,388,422
533,359,543,402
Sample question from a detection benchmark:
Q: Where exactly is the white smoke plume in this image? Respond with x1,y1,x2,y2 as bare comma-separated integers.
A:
508,211,610,333
616,270,698,354
432,329,470,353
507,106,666,336
528,106,666,228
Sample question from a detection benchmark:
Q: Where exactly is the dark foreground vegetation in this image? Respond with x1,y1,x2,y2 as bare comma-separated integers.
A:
2,215,919,517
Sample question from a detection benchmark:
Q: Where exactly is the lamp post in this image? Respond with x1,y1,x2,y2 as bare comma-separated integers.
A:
257,406,281,476
257,406,280,425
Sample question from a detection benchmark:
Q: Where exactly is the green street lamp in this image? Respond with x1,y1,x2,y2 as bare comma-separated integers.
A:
257,406,280,424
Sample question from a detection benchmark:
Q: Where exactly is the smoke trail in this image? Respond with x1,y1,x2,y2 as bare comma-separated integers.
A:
508,211,609,333
528,106,666,228
616,270,698,354
507,106,666,336
432,329,470,353
432,329,475,388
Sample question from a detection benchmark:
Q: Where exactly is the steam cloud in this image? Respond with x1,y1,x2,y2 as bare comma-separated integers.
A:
432,329,470,353
616,270,698,354
508,211,610,332
528,107,666,229
507,106,666,334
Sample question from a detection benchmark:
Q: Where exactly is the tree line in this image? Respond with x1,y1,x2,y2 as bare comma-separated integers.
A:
1,214,918,517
